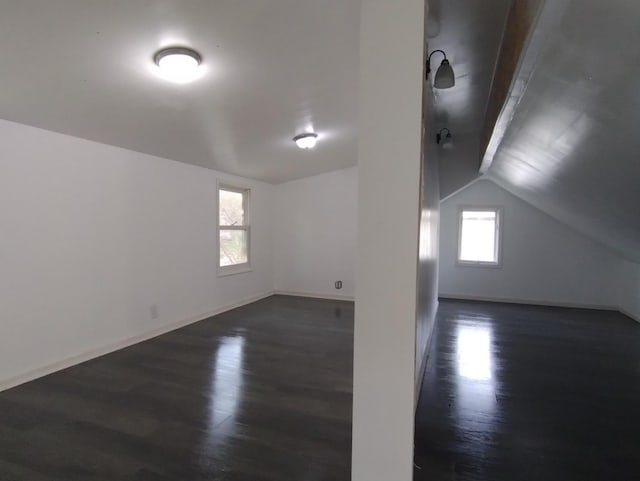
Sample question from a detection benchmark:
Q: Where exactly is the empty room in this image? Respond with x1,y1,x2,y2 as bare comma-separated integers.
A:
1,1,639,481
413,0,640,480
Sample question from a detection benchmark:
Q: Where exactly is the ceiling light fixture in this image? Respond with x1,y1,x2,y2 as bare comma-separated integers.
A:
154,47,202,84
427,50,455,89
293,132,318,149
436,128,453,147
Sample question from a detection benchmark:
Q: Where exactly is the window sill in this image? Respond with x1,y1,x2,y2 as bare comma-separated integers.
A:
456,260,502,269
218,264,252,277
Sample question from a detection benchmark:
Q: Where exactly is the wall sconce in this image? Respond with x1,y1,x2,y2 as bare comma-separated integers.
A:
426,50,455,89
436,128,453,147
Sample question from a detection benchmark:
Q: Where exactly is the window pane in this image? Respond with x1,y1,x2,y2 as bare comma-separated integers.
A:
219,189,245,226
460,210,497,263
220,229,248,266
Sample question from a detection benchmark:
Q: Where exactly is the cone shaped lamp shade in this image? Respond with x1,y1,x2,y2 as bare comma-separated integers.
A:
434,59,455,89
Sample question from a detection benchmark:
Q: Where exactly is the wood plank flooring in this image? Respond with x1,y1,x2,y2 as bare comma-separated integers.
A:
5,295,639,481
0,295,354,481
414,299,640,481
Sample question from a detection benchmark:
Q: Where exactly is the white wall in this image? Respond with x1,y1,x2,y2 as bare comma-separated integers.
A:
415,83,440,392
0,119,274,389
439,179,621,309
352,0,424,480
617,259,640,322
274,167,357,300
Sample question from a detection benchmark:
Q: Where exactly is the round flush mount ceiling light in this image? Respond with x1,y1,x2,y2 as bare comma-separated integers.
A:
154,47,202,84
293,132,319,149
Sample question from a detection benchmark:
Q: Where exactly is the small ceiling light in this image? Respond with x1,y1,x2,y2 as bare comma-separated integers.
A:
293,132,318,149
427,50,455,89
436,128,453,147
154,47,202,84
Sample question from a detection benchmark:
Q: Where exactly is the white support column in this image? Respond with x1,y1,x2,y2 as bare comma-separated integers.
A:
352,1,426,480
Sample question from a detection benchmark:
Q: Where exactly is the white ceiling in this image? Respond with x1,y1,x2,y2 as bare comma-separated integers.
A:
486,0,640,261
0,0,359,183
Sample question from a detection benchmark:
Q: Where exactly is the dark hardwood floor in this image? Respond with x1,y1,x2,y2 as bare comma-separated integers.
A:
414,299,640,481
0,295,354,481
6,295,639,481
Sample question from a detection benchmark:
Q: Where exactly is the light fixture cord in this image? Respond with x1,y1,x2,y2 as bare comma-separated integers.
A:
426,49,448,77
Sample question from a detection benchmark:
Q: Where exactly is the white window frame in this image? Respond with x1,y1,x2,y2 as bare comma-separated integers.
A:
217,182,251,276
456,206,503,268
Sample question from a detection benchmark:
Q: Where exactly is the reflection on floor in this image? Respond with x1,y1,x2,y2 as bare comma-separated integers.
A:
414,299,640,481
0,295,354,481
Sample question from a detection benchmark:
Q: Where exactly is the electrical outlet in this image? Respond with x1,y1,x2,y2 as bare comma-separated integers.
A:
335,280,343,290
150,305,159,320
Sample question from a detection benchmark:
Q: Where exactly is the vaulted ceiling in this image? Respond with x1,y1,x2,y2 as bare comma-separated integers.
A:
2,1,637,260
0,0,358,183
435,0,640,262
485,0,640,262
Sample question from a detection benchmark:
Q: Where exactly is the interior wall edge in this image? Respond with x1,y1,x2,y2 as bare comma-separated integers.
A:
439,176,483,203
487,176,634,262
618,307,640,324
414,303,437,409
0,290,275,393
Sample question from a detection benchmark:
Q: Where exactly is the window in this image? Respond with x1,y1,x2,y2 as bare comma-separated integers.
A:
458,207,501,266
218,185,250,274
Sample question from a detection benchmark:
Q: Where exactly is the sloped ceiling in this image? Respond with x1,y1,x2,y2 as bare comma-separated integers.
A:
0,1,359,183
427,0,511,199
485,0,640,262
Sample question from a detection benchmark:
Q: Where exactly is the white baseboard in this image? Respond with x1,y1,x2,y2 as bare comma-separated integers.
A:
438,293,617,311
274,289,355,302
414,321,436,410
0,291,274,393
